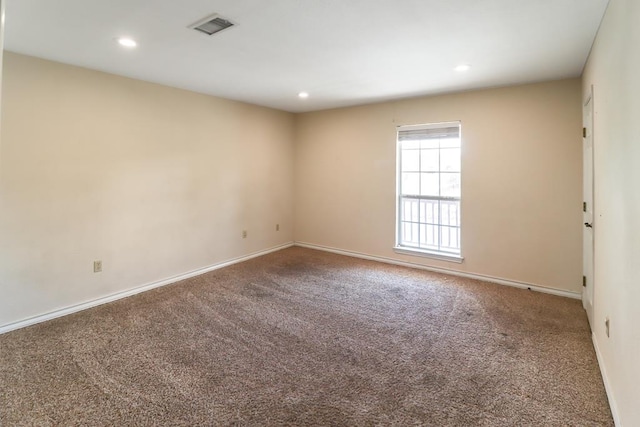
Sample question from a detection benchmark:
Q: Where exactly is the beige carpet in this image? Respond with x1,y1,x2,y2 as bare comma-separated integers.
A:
0,247,612,426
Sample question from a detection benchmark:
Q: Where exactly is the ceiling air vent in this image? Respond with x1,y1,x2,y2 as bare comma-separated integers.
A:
189,14,234,36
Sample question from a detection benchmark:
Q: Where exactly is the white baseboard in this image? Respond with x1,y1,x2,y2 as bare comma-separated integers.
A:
0,242,294,335
0,240,581,335
295,241,582,300
592,333,622,427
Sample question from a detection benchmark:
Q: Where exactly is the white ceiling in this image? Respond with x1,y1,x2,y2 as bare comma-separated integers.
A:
4,0,609,113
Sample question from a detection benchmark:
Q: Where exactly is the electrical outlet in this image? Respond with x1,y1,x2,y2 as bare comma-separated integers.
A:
242,230,247,239
605,317,610,338
93,260,102,273
276,224,280,231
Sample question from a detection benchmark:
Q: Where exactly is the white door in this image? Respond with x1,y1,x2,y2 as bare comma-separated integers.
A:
583,91,594,329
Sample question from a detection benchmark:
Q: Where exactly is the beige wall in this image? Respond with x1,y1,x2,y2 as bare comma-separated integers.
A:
0,52,295,327
0,55,584,328
295,79,583,293
583,0,640,424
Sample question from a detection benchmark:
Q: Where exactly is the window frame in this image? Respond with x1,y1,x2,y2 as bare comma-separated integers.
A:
394,121,464,263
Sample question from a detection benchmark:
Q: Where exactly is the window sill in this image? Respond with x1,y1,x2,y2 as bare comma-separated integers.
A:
393,247,464,264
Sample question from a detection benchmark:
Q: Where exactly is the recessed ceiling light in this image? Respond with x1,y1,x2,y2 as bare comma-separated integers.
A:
298,92,309,99
117,38,137,48
454,64,471,72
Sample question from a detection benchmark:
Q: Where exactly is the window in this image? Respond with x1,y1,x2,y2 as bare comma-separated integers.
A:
395,122,462,261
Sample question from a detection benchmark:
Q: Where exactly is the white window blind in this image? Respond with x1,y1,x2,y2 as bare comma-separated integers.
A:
397,125,460,141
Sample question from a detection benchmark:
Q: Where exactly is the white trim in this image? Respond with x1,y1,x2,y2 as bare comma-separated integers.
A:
396,121,463,255
0,242,294,335
393,246,464,263
592,333,622,427
295,241,581,300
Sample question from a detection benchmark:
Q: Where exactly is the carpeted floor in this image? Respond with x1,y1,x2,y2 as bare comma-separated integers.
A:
0,247,612,426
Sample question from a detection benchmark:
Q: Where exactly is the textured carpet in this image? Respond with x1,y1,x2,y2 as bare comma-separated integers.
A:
0,247,612,426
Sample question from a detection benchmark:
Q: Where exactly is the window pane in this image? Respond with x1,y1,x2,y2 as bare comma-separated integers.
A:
402,173,420,195
420,173,439,196
401,200,411,221
401,199,421,222
441,225,451,247
440,173,460,198
420,149,439,172
402,222,419,245
420,139,439,149
402,222,412,243
440,148,460,172
440,226,460,251
440,202,450,226
440,137,461,148
451,227,460,248
449,203,459,226
439,202,460,227
401,149,420,172
410,199,419,222
402,140,420,150
423,224,438,247
421,199,439,224
419,199,426,223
